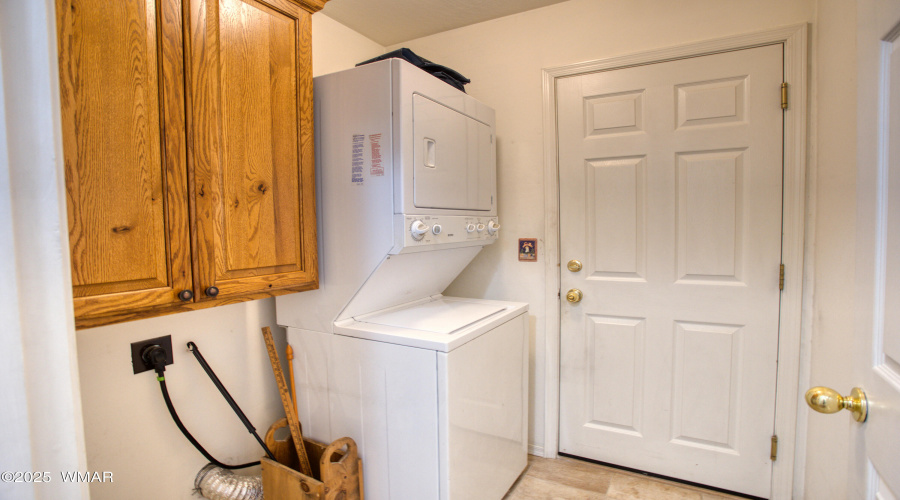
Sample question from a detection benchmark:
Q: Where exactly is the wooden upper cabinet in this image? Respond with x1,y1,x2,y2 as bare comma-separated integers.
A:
57,0,193,321
56,0,325,328
186,0,318,301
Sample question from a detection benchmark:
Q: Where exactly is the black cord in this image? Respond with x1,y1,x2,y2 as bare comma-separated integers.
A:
187,342,275,460
156,374,260,470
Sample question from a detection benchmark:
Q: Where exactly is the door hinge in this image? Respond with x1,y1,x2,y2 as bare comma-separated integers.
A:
771,435,778,461
781,82,789,110
779,264,785,291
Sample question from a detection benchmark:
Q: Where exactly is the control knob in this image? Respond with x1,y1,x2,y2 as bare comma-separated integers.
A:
432,224,442,235
487,220,501,236
410,220,429,241
466,223,476,233
476,223,486,233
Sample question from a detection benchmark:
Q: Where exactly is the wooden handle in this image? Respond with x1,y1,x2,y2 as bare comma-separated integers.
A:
261,327,313,476
264,418,298,469
321,437,362,500
263,418,286,449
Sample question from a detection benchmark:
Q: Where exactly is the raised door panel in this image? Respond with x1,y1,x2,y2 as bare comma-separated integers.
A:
585,315,645,434
57,0,192,322
188,0,317,300
585,156,646,281
675,149,745,283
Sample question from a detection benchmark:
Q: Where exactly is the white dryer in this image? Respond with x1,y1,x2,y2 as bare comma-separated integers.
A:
276,59,527,500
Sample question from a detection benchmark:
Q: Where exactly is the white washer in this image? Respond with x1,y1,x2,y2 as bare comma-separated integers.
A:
291,296,527,500
276,59,527,499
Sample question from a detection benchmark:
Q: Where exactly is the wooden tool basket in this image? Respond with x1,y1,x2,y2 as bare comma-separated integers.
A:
261,419,364,500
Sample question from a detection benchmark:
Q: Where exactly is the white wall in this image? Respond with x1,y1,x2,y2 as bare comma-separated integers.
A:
77,303,290,499
0,1,88,498
803,1,857,498
390,0,858,496
72,13,383,500
312,14,385,77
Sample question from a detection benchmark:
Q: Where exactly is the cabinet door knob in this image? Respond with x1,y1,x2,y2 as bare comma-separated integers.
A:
205,286,219,298
178,289,193,302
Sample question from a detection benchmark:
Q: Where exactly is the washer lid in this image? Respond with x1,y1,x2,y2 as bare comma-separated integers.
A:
357,297,505,334
336,295,528,352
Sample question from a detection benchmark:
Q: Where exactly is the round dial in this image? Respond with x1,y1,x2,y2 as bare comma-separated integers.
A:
410,220,429,240
487,220,501,235
476,223,486,232
466,223,476,233
432,224,442,235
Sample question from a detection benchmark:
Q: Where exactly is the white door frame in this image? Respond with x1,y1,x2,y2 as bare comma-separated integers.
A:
541,24,809,499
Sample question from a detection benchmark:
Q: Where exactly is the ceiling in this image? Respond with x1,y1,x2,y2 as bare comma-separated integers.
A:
320,0,571,46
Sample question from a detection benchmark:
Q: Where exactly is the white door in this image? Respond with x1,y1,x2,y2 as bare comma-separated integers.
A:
847,0,900,497
557,45,784,498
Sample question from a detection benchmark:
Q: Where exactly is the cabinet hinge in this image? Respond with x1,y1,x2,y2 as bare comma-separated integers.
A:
771,435,778,461
779,264,785,291
781,82,789,110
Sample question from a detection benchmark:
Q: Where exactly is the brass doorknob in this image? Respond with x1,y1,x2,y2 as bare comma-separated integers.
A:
805,386,868,423
566,289,583,303
567,259,583,272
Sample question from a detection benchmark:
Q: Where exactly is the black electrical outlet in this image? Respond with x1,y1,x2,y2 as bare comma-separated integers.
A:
131,335,174,374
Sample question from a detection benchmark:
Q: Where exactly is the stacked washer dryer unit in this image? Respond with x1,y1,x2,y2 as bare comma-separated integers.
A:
275,59,528,500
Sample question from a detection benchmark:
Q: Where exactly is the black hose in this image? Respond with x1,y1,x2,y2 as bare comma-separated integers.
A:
157,375,260,470
187,342,275,460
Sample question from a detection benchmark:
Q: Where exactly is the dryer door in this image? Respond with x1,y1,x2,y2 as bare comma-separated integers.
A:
413,94,494,211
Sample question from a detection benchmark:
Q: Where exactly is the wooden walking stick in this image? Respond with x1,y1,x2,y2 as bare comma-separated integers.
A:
286,344,298,416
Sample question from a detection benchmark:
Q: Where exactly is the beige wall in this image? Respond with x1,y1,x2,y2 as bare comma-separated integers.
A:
312,14,385,77
74,14,382,500
804,0,857,498
77,302,287,499
1,1,88,498
389,0,855,496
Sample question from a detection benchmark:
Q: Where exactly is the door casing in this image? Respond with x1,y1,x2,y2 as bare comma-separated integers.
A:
540,24,809,499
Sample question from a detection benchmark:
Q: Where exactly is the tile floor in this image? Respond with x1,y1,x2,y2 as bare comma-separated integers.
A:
503,455,746,500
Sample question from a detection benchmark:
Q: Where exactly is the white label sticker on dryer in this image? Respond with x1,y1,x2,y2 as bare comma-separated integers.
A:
351,134,364,185
369,133,384,176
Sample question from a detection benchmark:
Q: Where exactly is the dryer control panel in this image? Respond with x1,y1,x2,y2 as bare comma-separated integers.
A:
392,215,499,254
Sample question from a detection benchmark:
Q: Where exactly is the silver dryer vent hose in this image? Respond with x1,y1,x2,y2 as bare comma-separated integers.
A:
194,463,263,500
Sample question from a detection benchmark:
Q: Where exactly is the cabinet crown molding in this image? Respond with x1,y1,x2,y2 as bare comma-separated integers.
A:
290,0,328,13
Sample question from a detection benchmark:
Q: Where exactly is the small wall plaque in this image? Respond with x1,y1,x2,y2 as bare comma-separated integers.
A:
518,238,537,262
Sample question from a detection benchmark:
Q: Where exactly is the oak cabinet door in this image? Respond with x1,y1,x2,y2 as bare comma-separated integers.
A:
186,0,318,301
57,0,193,324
